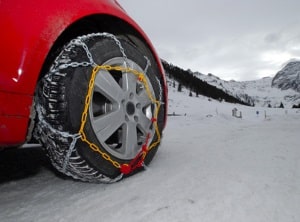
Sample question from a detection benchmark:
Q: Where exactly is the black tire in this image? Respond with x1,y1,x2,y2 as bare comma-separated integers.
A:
34,33,165,183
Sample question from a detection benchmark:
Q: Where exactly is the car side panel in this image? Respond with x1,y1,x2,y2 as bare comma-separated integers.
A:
0,91,32,146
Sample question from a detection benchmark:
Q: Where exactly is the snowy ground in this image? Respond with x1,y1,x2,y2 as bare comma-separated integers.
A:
1,88,300,222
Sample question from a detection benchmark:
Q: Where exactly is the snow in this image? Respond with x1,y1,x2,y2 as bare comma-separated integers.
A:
193,72,300,108
1,87,300,222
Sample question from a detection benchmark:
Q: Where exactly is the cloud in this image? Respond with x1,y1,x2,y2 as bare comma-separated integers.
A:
264,33,282,44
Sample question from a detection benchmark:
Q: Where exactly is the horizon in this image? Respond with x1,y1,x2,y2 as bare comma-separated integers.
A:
163,58,297,82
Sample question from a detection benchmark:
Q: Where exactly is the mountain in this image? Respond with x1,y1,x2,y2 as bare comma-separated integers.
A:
272,60,300,92
162,61,251,106
195,73,300,108
163,60,300,108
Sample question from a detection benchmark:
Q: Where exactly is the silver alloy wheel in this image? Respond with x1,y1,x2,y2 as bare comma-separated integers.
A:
89,57,156,160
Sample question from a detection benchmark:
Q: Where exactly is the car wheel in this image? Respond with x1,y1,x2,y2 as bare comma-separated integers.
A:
34,33,165,183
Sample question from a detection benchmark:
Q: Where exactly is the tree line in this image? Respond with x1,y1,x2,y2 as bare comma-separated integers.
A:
162,60,251,106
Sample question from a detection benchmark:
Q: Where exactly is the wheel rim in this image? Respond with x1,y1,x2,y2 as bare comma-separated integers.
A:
88,58,156,160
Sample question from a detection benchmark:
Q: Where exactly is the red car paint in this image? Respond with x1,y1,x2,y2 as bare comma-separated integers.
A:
0,0,167,146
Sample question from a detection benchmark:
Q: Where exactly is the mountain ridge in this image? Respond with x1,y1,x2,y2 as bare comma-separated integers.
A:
163,60,300,108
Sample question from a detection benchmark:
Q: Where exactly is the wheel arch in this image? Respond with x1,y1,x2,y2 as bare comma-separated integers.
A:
38,14,168,127
39,14,163,81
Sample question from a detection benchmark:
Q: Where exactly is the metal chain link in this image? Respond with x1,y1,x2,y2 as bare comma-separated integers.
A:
143,56,151,74
51,32,129,72
35,103,82,174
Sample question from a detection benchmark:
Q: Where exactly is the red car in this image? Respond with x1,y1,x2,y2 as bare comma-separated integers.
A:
0,0,167,182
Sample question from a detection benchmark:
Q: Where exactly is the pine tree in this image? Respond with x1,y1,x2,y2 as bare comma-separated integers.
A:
177,83,182,92
279,102,284,108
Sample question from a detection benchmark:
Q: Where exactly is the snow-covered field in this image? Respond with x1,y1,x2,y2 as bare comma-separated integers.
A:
1,88,300,222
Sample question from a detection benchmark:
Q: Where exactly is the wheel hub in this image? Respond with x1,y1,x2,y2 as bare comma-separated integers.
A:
126,102,135,116
88,58,156,160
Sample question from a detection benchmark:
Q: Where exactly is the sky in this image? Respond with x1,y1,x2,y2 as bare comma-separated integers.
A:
119,0,300,81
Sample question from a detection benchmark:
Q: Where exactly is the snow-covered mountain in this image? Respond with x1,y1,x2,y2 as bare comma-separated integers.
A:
164,60,300,108
192,71,300,108
272,60,300,92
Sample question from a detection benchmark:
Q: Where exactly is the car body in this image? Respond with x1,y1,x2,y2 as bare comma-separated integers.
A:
0,0,167,148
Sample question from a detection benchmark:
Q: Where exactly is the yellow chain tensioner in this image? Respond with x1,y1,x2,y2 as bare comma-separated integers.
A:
79,65,161,174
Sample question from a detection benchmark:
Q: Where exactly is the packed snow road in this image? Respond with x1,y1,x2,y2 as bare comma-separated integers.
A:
1,93,299,222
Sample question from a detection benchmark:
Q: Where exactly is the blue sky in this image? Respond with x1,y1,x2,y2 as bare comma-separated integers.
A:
119,0,300,81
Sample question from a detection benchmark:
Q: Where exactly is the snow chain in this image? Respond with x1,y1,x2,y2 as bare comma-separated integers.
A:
37,33,161,179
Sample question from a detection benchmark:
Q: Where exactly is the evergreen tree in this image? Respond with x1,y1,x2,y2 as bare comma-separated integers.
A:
161,60,251,106
292,103,300,108
177,83,182,92
279,102,284,108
